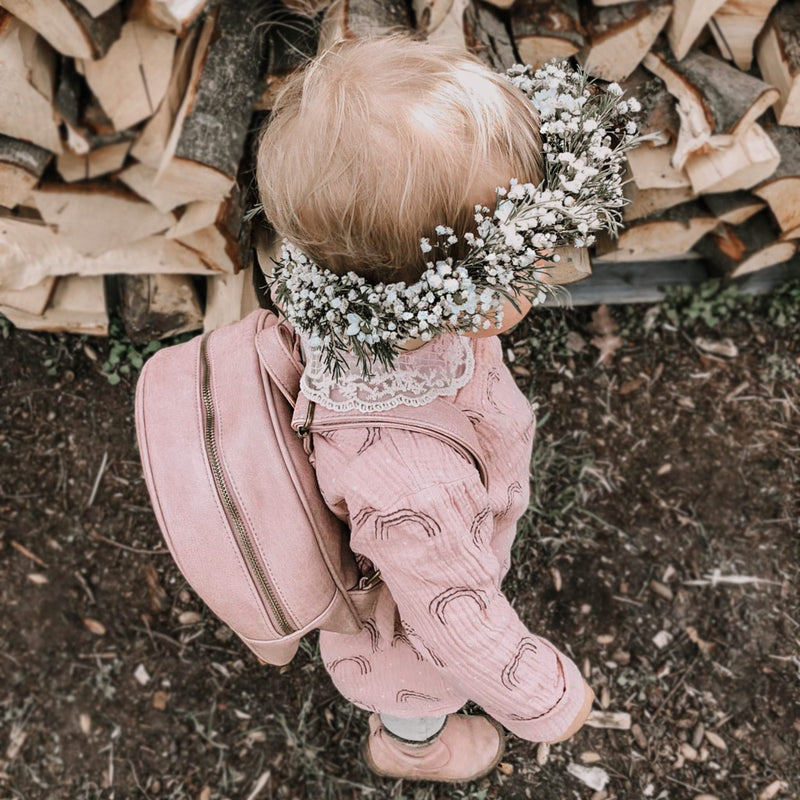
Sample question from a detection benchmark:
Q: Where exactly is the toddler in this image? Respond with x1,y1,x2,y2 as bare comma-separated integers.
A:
257,34,596,782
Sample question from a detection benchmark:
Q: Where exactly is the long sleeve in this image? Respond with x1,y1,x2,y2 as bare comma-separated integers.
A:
339,431,586,743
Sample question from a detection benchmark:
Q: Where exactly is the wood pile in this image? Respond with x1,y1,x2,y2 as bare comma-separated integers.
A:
1,0,799,338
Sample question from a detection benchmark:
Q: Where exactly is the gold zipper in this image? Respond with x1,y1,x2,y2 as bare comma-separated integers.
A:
200,335,294,636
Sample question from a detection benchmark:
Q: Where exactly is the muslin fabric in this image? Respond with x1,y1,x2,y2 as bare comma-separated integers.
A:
309,335,585,742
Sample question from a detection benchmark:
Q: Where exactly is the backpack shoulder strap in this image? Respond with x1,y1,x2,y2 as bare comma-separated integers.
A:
254,316,304,409
297,394,491,490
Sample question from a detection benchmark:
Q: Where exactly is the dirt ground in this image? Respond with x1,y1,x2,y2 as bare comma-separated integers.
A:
1,286,798,800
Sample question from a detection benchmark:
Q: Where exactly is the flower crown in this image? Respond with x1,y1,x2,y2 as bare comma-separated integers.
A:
269,60,646,379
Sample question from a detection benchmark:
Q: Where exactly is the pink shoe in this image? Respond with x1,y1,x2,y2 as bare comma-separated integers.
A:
363,713,506,782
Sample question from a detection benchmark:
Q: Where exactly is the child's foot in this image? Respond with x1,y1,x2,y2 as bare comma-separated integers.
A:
363,713,505,782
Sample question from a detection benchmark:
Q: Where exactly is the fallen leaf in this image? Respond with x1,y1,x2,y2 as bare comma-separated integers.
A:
566,331,587,352
590,305,618,336
83,618,106,636
592,334,624,366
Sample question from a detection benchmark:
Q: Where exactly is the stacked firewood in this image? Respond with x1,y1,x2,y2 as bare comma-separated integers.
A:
1,0,799,338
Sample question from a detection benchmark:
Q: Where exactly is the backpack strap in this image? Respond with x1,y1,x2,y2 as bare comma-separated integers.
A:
293,393,491,491
254,317,304,409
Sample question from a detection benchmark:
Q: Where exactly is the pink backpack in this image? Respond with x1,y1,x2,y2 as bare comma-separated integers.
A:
135,309,487,665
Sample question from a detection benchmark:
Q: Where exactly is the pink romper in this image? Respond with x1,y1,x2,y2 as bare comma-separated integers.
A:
309,335,585,743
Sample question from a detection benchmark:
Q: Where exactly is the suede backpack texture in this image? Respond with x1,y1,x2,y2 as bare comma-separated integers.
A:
135,309,487,666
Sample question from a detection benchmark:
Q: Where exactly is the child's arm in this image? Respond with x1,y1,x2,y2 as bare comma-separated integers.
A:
343,431,591,744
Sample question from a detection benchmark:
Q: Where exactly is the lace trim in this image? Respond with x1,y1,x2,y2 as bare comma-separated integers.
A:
300,335,475,413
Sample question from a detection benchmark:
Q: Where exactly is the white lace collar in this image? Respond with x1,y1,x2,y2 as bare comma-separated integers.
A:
300,334,475,413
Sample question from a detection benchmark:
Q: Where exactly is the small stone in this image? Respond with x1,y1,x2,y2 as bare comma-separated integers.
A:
83,618,106,636
680,743,698,761
536,742,549,766
134,664,151,686
652,630,673,649
705,730,727,751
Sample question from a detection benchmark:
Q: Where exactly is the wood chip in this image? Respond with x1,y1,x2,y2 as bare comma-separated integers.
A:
631,722,648,749
566,763,610,791
83,618,106,636
550,566,562,592
79,714,91,735
619,376,645,396
152,691,169,711
597,634,615,645
26,573,49,585
600,686,611,710
656,463,673,475
650,579,674,600
695,336,739,359
586,710,632,730
178,610,202,625
580,751,603,763
704,730,727,751
536,741,549,766
497,761,514,775
758,780,789,800
692,722,705,749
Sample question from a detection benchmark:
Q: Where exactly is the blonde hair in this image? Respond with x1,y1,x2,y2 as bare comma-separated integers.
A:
257,34,543,283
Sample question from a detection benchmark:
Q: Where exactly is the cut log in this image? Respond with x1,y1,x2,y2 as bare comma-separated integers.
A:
415,0,469,51
627,143,690,190
119,273,203,343
0,275,56,314
696,210,797,277
683,122,780,194
623,143,695,220
464,0,517,71
155,1,265,203
594,201,718,261
0,14,62,153
167,195,242,274
667,0,728,60
81,20,176,130
703,190,765,224
511,0,586,69
753,124,800,236
623,180,696,220
756,5,800,127
0,275,108,334
32,184,175,256
582,1,673,83
130,0,207,35
255,7,318,110
0,135,52,208
623,69,680,147
204,269,260,332
74,0,119,17
0,217,222,292
643,50,779,168
117,162,195,212
0,0,122,59
130,20,202,168
710,0,778,70
56,135,132,182
540,246,592,285
318,0,412,53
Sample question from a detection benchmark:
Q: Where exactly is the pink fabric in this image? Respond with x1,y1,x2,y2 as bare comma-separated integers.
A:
310,335,585,743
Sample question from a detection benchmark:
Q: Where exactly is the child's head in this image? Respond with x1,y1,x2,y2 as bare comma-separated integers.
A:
257,34,543,285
